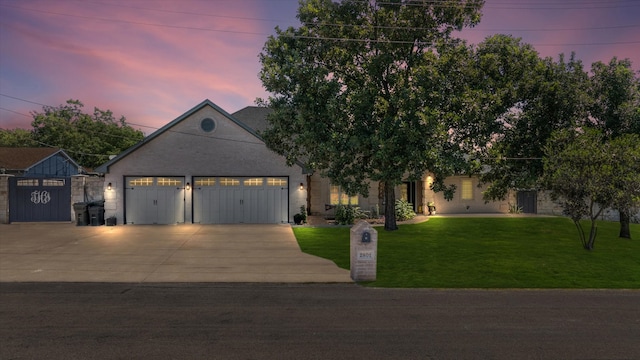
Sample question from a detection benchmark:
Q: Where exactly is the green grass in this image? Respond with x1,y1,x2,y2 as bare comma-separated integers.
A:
293,217,640,288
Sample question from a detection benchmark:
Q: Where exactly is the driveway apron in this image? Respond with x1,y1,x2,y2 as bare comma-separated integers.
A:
0,224,352,283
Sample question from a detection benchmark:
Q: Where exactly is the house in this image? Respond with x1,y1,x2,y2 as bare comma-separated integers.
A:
95,100,306,225
0,147,80,177
93,100,519,225
222,105,514,219
0,147,94,223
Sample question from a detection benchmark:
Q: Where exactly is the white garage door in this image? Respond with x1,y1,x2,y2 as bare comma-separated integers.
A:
193,177,288,224
125,177,185,224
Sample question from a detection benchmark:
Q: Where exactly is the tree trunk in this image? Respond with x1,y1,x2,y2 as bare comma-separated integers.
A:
619,209,631,239
384,181,398,231
587,219,598,251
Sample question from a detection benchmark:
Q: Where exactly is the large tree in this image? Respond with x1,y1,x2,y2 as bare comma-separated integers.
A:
259,0,488,230
0,128,38,147
478,53,591,201
588,57,640,238
27,99,144,168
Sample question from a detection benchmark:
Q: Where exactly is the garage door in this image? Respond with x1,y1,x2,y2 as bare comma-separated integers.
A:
8,177,71,222
193,177,288,224
125,177,185,224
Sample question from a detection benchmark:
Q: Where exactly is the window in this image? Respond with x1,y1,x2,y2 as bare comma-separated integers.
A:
17,179,38,186
200,118,216,132
219,178,240,186
461,179,474,200
129,177,153,186
330,185,358,205
195,178,216,186
157,177,182,186
243,178,263,186
267,178,287,187
43,179,65,186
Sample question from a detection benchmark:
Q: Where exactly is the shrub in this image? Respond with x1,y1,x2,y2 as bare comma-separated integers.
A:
335,205,357,225
299,205,307,223
395,199,416,221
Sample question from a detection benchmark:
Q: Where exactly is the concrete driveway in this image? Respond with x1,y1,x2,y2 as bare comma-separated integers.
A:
0,223,352,283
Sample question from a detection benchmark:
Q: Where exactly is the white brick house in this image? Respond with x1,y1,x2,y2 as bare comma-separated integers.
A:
95,100,306,225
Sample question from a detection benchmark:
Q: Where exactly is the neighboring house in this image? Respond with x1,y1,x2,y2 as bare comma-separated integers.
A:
0,147,82,222
95,100,307,225
0,147,80,177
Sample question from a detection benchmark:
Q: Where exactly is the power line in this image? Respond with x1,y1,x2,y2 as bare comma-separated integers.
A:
1,93,265,146
0,107,31,118
1,2,638,41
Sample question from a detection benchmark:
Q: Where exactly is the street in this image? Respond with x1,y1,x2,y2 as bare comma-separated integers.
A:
1,283,639,359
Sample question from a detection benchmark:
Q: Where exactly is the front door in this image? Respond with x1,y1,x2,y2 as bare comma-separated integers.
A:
517,191,537,214
402,181,418,212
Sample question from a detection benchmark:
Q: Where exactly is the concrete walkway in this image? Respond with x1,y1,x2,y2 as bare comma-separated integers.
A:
0,223,352,283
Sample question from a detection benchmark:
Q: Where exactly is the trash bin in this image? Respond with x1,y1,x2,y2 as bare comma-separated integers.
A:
88,200,105,226
88,205,105,226
73,202,89,226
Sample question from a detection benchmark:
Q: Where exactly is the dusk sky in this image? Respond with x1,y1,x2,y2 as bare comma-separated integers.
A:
1,0,639,134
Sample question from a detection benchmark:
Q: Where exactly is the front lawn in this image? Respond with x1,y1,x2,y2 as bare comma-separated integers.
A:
293,217,640,288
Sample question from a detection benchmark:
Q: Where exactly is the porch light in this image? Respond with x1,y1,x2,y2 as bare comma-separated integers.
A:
107,182,112,191
186,182,191,190
299,182,304,190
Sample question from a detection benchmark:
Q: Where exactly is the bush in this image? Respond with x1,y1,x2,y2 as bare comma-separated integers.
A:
299,205,307,223
335,204,373,225
395,199,416,221
294,205,308,225
335,205,356,225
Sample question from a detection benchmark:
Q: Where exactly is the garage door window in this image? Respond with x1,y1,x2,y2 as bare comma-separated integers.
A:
129,177,153,186
219,178,240,186
157,177,182,186
267,178,287,187
17,179,38,186
243,178,263,186
43,179,65,186
195,178,216,186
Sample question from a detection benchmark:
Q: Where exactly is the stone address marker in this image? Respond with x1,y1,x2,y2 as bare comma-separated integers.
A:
350,220,377,281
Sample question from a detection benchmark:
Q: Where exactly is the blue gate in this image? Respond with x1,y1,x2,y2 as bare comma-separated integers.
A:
8,177,72,222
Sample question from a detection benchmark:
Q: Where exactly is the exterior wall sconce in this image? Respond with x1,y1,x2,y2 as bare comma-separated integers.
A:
186,182,191,190
107,182,112,191
299,182,304,190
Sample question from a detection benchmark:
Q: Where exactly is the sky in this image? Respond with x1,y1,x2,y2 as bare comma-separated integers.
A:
1,0,639,134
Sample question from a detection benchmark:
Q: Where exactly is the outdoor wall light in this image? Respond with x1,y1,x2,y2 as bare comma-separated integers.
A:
186,182,191,190
299,182,304,190
107,182,112,191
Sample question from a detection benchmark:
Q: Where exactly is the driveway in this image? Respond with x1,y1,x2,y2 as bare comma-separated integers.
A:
0,223,352,283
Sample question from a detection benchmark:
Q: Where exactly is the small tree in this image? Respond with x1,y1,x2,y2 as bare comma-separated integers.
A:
543,129,639,250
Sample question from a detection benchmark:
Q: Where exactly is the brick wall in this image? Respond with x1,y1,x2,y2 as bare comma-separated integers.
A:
0,175,12,224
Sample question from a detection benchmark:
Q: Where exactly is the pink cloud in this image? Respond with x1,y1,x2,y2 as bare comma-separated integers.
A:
1,0,638,135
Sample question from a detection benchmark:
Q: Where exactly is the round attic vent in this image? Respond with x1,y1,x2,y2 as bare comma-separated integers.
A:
200,118,216,132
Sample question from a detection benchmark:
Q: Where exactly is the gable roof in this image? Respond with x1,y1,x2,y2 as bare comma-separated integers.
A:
232,106,272,134
95,99,266,173
0,147,77,172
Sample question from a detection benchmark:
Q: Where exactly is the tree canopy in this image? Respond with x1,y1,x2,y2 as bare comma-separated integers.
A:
0,99,143,169
477,54,591,201
259,0,493,230
543,129,640,250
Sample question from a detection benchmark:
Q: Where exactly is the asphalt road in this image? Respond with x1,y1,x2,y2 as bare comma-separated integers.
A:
1,283,639,360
